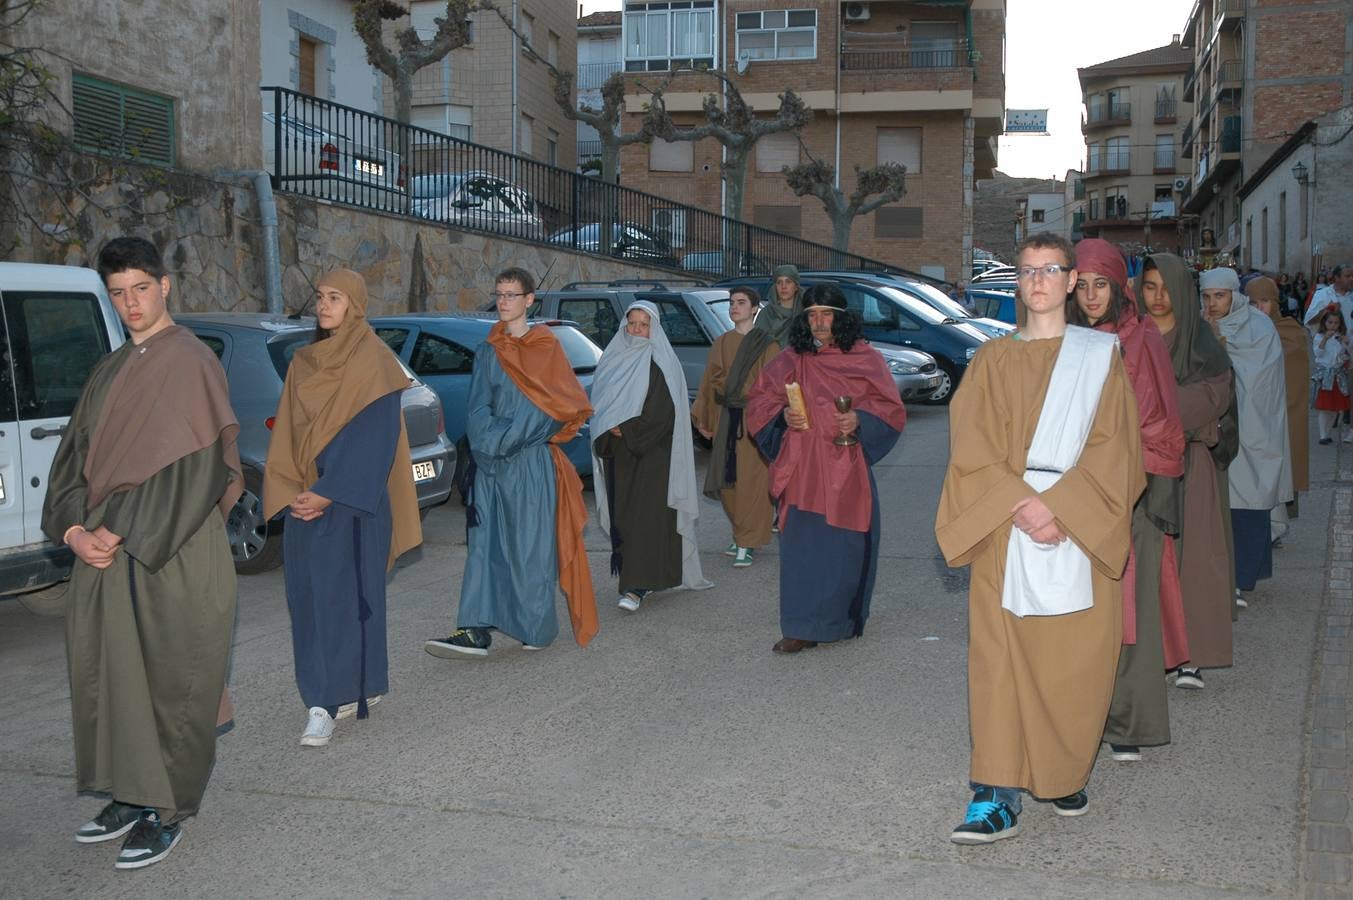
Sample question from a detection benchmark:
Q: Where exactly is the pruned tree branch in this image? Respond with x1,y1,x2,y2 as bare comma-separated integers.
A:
782,142,906,252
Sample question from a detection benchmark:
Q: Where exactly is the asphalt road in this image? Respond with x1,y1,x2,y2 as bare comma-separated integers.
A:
0,402,1334,899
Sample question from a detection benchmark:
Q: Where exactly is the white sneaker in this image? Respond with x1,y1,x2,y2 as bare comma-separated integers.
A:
335,694,382,720
300,707,335,747
1343,429,1353,443
1235,589,1248,609
617,592,641,612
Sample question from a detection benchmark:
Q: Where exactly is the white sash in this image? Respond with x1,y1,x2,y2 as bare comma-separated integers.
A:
1001,326,1118,618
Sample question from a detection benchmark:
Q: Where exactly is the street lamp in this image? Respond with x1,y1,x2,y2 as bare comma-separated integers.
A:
1292,161,1311,185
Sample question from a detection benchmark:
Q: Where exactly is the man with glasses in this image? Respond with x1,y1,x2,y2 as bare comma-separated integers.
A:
936,232,1144,843
425,267,597,658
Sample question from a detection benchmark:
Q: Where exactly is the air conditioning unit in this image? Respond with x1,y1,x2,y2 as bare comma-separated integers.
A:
652,208,686,249
1172,176,1189,192
844,2,871,22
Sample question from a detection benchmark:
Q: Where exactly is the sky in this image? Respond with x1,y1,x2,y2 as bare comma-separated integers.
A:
577,0,1193,180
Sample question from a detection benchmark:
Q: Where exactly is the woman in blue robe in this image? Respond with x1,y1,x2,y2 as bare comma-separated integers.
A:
264,269,421,748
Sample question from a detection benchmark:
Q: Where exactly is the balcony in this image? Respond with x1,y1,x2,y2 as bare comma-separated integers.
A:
1217,58,1242,87
1183,62,1196,103
1154,148,1176,172
1155,96,1178,123
1216,0,1246,29
1084,101,1131,130
1071,210,1085,240
1182,118,1196,158
840,38,969,71
577,139,604,160
577,61,622,91
1182,114,1243,215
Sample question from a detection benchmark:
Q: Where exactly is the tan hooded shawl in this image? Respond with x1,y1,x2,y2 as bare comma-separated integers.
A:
1246,276,1310,493
263,269,421,569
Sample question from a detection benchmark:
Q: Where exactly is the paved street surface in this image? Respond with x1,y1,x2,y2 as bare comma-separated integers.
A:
0,403,1340,898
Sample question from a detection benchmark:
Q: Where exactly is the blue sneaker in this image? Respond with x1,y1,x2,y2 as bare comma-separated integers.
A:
950,788,1020,844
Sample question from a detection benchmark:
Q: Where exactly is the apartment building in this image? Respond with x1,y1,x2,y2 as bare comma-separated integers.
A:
1180,0,1353,271
577,11,623,170
1078,39,1193,255
386,2,576,167
614,0,1007,282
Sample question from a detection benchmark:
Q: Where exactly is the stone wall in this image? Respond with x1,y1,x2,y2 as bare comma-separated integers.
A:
8,159,677,317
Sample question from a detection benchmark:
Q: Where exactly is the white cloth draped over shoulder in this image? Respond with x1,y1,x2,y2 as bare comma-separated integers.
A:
590,300,711,591
1002,326,1118,618
1216,288,1293,510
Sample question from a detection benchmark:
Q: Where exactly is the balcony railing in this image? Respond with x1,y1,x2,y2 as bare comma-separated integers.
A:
840,38,969,70
1086,102,1131,126
260,87,923,283
1154,148,1176,170
577,140,604,161
1218,58,1242,84
577,60,622,91
1155,96,1178,121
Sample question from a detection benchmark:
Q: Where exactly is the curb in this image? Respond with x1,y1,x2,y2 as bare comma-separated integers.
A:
1301,439,1353,899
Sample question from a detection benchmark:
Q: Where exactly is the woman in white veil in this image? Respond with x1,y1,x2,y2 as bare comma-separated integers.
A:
591,301,711,611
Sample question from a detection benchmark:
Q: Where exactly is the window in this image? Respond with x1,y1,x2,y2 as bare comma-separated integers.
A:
649,138,693,172
1105,137,1129,171
875,207,924,239
1300,180,1309,239
410,333,473,376
375,328,411,355
756,131,799,172
645,297,709,347
1154,133,1174,170
559,299,621,347
2,292,113,420
837,285,919,331
519,113,533,157
735,9,816,61
195,333,228,362
1087,192,1099,220
1031,209,1045,224
909,21,963,66
0,306,14,422
624,1,715,71
521,11,536,55
1245,218,1253,266
298,37,318,96
1086,142,1101,174
1279,192,1287,270
1261,206,1269,264
547,30,560,66
753,204,802,237
876,127,921,174
546,129,559,166
411,105,472,142
72,73,175,167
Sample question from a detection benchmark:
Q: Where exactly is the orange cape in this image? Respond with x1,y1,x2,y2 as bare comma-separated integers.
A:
486,322,598,647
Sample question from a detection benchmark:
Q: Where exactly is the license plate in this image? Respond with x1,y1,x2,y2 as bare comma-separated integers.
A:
412,461,436,482
355,158,384,177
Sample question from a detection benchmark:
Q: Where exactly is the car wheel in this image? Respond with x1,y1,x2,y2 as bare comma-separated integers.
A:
228,476,283,575
924,361,959,405
15,580,70,617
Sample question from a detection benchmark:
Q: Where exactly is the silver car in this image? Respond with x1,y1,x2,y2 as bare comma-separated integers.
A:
179,314,455,574
410,171,545,240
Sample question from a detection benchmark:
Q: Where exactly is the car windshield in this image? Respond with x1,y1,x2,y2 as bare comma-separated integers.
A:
549,324,602,373
907,281,972,318
269,330,418,382
706,299,735,330
876,286,948,324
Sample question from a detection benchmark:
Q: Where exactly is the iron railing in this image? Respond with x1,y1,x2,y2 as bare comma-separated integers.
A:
261,87,928,283
1154,147,1176,170
1155,95,1177,121
1086,101,1131,125
840,38,968,70
577,60,623,91
577,139,604,161
1218,58,1242,83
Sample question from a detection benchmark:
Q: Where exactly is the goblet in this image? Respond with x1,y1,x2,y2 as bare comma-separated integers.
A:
833,396,858,446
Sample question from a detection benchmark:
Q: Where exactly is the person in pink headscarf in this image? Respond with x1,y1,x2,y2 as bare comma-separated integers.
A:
1069,239,1186,764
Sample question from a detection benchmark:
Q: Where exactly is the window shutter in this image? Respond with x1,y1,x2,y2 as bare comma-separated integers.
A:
756,131,799,172
876,127,921,174
649,138,693,172
72,74,175,167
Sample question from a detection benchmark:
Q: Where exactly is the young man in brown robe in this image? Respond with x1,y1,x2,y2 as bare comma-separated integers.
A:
936,232,1144,844
42,236,241,869
692,286,779,566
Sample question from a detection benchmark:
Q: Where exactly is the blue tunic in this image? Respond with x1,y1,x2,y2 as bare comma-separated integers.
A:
757,410,900,642
283,392,400,710
456,343,562,647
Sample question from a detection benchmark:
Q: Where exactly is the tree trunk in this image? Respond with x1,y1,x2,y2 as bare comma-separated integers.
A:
393,68,414,213
393,68,414,125
723,146,749,222
830,211,853,254
600,139,620,185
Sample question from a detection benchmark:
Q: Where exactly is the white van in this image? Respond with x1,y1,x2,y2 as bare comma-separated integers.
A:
0,263,125,608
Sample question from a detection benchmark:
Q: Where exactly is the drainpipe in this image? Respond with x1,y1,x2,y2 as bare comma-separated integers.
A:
222,170,284,315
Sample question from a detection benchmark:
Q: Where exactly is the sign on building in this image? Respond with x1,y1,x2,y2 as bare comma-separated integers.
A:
1005,109,1049,134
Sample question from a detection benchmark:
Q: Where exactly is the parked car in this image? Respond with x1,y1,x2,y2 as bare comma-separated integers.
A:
795,270,1014,340
0,263,125,611
971,258,1009,277
549,223,679,268
178,314,455,574
721,274,990,404
972,266,1017,284
530,280,943,404
368,313,601,479
967,287,1018,325
410,171,545,240
262,111,405,210
680,250,770,278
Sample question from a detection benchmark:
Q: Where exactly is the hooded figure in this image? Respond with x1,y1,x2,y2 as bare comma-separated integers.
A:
1245,276,1309,499
756,264,805,348
591,300,711,611
1072,239,1186,756
1206,266,1291,597
264,268,422,745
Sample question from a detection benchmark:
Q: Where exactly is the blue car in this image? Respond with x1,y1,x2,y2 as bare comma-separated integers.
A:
966,287,1018,325
369,313,602,477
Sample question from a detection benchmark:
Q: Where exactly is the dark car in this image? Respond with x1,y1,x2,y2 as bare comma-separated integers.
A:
717,274,989,404
368,313,602,478
549,222,678,268
179,314,455,574
795,270,1014,340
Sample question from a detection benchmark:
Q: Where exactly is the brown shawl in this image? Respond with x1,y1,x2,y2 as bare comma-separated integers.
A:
262,269,421,569
486,321,598,647
84,324,242,517
1247,276,1310,492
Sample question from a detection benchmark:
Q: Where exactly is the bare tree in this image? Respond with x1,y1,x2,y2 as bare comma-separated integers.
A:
782,153,907,253
645,70,812,222
353,0,476,125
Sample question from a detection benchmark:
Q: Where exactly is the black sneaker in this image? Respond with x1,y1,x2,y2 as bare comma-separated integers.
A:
1174,666,1204,689
1052,789,1089,817
950,788,1020,844
114,810,181,869
424,628,491,659
75,801,142,844
1110,744,1142,762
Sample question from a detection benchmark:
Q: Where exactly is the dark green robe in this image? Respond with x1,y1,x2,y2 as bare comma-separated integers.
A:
594,361,682,595
42,344,237,824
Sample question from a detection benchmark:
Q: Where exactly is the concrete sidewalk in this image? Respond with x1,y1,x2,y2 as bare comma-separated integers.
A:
0,404,1342,898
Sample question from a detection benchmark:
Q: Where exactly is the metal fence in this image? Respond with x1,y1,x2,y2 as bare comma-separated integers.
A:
261,86,933,283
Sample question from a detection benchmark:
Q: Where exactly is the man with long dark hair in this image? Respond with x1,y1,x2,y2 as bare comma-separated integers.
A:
745,284,906,654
